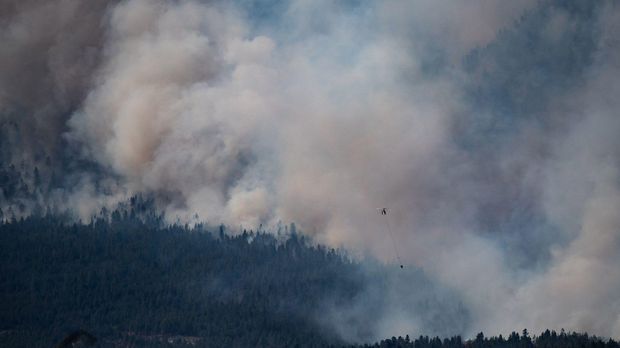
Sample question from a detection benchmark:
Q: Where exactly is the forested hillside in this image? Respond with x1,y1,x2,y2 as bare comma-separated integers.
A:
0,209,358,347
1,208,619,348
366,330,619,348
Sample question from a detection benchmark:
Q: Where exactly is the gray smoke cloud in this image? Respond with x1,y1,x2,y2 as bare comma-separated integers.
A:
504,4,620,335
0,0,113,163
2,0,620,343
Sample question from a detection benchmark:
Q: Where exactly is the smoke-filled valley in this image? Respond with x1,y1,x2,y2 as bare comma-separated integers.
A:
2,0,620,346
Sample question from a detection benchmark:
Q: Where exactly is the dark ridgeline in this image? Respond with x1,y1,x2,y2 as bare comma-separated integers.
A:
361,330,620,348
1,200,619,347
0,200,361,347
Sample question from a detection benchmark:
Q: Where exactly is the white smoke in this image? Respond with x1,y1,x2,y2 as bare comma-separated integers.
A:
68,0,279,226
3,0,620,342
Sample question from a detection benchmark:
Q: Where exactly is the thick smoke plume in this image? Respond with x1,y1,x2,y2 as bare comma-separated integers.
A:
2,0,620,342
0,0,112,163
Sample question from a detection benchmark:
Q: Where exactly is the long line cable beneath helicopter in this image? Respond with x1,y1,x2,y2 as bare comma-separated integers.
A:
380,208,403,269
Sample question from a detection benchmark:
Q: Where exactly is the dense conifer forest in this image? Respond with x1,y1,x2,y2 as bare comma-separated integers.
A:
0,204,356,347
0,202,618,347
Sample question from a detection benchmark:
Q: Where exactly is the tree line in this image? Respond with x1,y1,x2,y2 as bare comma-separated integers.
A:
1,201,618,347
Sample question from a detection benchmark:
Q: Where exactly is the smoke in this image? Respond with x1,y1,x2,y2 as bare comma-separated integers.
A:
0,0,113,164
66,0,284,226
2,0,620,343
505,4,620,335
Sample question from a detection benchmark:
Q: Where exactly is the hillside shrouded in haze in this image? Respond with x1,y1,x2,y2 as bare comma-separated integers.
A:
0,204,468,346
0,209,618,347
2,0,620,343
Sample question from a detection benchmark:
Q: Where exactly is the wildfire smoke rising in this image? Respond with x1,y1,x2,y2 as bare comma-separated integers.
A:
2,0,620,341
